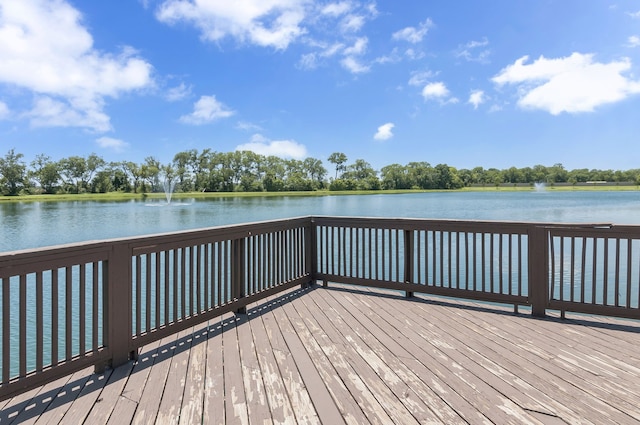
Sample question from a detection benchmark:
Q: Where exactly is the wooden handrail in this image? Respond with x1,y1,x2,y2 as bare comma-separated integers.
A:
2,215,639,401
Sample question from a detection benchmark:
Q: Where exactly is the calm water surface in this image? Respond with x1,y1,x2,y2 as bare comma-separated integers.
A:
2,190,640,253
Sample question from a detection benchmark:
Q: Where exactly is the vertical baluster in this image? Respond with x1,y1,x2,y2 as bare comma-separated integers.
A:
591,238,598,304
507,234,512,295
559,237,564,301
431,231,436,286
93,263,99,351
455,231,460,290
224,240,230,303
498,234,503,295
603,238,609,305
550,236,557,300
626,239,632,309
65,266,73,362
80,264,86,356
272,232,277,285
181,248,186,319
481,233,487,292
204,244,210,310
146,253,152,332
135,256,142,336
173,249,179,322
464,232,475,290
52,270,58,367
164,251,170,324
570,238,576,303
367,228,372,280
471,233,477,291
614,238,620,307
20,275,27,376
518,234,523,297
196,245,202,315
188,246,194,317
395,229,400,283
295,228,300,279
447,231,452,289
256,237,262,292
381,227,385,280
580,237,587,303
36,272,44,371
2,277,9,382
288,229,293,281
155,252,161,328
374,228,379,280
217,242,223,305
416,231,422,284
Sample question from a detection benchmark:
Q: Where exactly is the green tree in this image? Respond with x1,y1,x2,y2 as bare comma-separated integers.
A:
0,149,27,195
303,157,327,189
407,162,435,189
29,154,60,194
327,152,347,180
141,156,161,192
58,156,87,193
381,164,410,189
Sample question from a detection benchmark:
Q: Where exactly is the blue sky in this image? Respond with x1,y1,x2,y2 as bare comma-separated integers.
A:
1,0,640,172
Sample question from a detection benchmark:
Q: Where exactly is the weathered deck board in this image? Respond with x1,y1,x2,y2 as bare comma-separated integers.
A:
2,284,640,425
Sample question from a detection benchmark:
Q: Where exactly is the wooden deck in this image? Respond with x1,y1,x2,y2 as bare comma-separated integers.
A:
2,284,640,425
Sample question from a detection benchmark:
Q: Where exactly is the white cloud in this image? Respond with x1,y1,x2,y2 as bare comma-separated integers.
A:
343,37,368,56
375,48,401,64
628,36,640,47
340,14,365,32
404,48,424,60
0,101,9,119
236,134,307,159
627,10,640,18
180,95,235,124
455,37,490,63
166,82,192,101
340,37,369,73
156,0,307,50
492,52,640,114
322,42,346,57
468,90,485,109
321,2,352,17
27,96,112,130
341,56,369,73
236,121,262,131
374,122,394,140
0,0,153,132
421,82,458,104
392,18,433,43
297,52,318,69
408,70,435,87
96,136,130,152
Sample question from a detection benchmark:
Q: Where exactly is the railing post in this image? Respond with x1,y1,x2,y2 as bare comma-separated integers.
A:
404,229,414,298
232,237,247,314
306,218,317,287
104,241,135,371
529,225,548,317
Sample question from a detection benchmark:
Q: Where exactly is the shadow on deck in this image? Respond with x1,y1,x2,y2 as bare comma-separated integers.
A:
2,284,640,424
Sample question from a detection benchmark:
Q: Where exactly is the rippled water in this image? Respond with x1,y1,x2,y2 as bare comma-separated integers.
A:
2,190,640,253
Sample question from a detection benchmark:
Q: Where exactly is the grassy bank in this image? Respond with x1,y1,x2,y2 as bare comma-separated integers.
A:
1,185,638,203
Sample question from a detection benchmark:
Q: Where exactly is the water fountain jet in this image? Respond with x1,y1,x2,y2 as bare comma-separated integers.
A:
163,178,176,204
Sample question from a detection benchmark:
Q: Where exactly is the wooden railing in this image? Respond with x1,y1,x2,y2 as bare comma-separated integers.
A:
1,216,639,400
0,217,311,401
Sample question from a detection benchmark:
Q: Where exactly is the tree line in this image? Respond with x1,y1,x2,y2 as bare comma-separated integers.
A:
0,148,639,196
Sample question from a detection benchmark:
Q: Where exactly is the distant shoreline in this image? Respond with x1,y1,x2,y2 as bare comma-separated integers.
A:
1,184,639,203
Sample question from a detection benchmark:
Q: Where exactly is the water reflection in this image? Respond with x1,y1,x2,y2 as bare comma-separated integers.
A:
2,191,640,253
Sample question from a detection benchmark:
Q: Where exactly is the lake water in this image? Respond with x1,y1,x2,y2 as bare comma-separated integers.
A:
2,190,640,379
2,190,640,253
